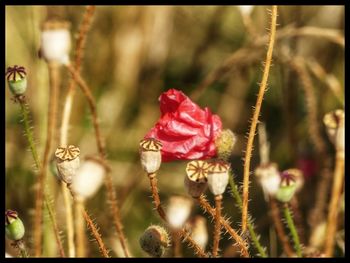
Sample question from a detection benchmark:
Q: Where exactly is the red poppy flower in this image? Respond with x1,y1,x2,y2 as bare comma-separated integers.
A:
144,89,222,162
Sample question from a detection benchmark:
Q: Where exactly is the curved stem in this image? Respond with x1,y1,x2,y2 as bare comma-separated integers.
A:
242,5,278,233
283,203,302,257
212,195,222,257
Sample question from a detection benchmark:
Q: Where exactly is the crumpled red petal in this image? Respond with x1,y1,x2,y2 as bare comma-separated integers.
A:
144,89,223,162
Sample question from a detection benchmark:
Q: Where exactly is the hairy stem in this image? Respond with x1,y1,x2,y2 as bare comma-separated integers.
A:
283,203,302,257
212,195,222,257
62,183,75,257
228,175,267,257
242,5,278,232
324,151,344,257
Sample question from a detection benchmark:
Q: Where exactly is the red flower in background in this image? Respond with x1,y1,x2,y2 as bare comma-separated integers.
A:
144,89,222,162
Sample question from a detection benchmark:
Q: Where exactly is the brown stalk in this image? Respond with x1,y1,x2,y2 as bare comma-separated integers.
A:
34,62,60,257
269,197,294,257
65,64,130,257
242,5,278,233
197,195,250,258
212,194,222,257
82,209,110,258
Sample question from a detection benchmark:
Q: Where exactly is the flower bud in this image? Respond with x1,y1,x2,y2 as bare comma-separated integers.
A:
139,138,162,174
139,225,170,257
5,210,25,241
275,169,300,203
40,20,71,65
189,216,208,250
184,160,209,198
166,196,192,229
5,65,27,96
207,160,230,196
55,145,80,184
71,155,108,200
215,129,236,161
323,109,344,153
255,162,281,197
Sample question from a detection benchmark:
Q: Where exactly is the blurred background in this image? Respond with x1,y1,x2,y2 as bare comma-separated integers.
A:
5,5,344,257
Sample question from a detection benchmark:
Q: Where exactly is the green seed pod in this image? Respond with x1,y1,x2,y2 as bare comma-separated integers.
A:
139,138,162,174
184,160,209,198
275,169,299,203
139,225,169,257
215,129,236,161
5,210,25,241
5,65,27,95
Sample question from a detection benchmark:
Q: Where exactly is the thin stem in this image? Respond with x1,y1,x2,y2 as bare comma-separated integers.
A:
34,62,60,257
83,209,110,258
172,231,182,257
65,63,130,258
228,175,267,257
197,195,250,258
178,228,208,258
75,199,86,257
62,183,75,257
283,203,302,257
242,5,278,233
212,195,222,257
324,151,344,256
269,197,294,257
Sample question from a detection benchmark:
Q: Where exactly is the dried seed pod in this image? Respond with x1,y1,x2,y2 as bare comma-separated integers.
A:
184,160,209,198
207,160,230,196
166,196,193,229
71,155,108,201
255,162,281,197
275,169,299,203
139,225,170,257
5,210,25,241
40,20,71,65
5,65,27,96
139,138,162,174
189,216,208,250
323,109,344,153
215,129,236,161
55,145,80,184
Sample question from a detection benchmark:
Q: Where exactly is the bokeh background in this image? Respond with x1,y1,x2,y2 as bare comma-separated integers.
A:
5,5,344,257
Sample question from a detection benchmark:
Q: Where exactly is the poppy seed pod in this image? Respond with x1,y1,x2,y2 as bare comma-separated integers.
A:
139,225,170,257
166,196,193,229
323,109,344,153
215,129,236,161
184,160,209,198
5,210,25,241
40,20,71,65
189,216,208,250
5,65,27,96
55,145,80,184
71,155,108,200
275,170,299,203
139,138,162,174
207,160,230,196
255,162,281,197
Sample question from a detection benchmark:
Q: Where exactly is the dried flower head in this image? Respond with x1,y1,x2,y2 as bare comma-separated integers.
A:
5,210,25,241
71,155,108,200
166,196,193,229
207,160,230,196
255,162,281,197
5,65,27,96
139,138,162,174
323,109,344,152
184,160,209,198
139,225,170,257
55,145,80,184
40,20,71,65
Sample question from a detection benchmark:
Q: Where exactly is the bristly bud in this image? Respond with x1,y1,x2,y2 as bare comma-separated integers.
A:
255,162,281,197
40,20,71,65
166,196,193,229
207,160,230,196
139,225,170,257
55,145,80,184
5,65,27,96
5,210,25,241
275,169,301,203
323,109,344,153
139,138,162,174
184,160,209,198
189,216,208,250
215,129,236,161
71,155,108,201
